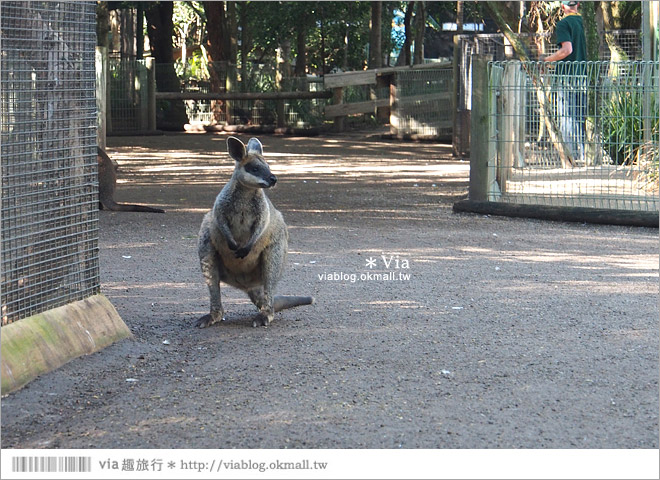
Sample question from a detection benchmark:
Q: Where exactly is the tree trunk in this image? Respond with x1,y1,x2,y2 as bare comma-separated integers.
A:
580,1,600,61
399,1,414,66
483,1,575,168
225,1,238,123
516,1,525,33
451,0,464,156
369,1,382,69
239,2,249,92
145,1,187,130
382,1,394,66
498,1,530,34
227,1,238,66
602,2,628,60
276,40,291,127
202,1,230,123
342,10,349,71
413,1,426,64
136,2,144,58
203,0,230,84
96,2,110,48
320,15,327,74
483,2,531,60
294,24,307,77
120,7,135,58
277,39,292,85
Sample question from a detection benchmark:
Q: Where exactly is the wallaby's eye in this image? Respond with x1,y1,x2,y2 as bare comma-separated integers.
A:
248,165,258,174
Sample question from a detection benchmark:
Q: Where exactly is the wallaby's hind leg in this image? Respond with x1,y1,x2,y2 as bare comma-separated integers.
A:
247,287,270,327
250,231,287,327
198,249,226,328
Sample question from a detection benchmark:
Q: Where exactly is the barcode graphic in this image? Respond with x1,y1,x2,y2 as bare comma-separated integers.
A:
12,456,92,473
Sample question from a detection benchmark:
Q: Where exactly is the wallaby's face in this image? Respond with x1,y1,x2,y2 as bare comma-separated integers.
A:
227,137,277,189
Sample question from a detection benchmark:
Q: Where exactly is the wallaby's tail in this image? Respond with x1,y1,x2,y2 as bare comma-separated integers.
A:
274,295,314,312
102,199,165,213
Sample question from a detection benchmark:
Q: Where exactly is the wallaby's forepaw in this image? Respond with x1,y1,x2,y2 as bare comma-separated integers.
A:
234,246,251,258
196,311,225,328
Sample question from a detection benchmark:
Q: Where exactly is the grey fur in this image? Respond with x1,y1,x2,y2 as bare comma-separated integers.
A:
197,136,314,328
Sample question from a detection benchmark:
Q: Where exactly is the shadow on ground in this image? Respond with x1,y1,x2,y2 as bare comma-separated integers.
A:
1,131,657,449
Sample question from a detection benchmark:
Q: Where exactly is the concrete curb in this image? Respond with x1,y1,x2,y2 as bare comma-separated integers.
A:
1,294,132,395
453,200,659,228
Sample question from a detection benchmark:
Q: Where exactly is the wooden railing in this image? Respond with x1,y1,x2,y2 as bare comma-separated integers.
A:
155,91,332,101
324,62,453,137
151,63,452,137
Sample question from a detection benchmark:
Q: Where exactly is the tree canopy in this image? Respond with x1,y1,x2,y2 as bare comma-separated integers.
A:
101,1,644,76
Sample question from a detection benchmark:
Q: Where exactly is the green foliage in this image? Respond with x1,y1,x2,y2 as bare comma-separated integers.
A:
299,2,372,73
175,50,208,81
169,1,393,75
613,1,643,30
601,81,659,166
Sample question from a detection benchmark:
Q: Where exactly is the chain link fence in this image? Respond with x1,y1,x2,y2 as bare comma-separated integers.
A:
486,60,658,212
1,1,100,325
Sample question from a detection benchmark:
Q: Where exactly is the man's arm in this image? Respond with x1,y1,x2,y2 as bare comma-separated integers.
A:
543,41,573,62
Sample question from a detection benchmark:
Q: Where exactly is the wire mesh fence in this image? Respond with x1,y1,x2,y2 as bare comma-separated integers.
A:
107,56,149,134
182,63,326,128
392,66,454,138
454,30,643,156
1,1,100,325
487,60,658,212
108,60,327,130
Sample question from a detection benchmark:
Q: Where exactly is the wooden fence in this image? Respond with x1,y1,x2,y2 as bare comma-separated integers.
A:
324,62,454,139
98,55,453,137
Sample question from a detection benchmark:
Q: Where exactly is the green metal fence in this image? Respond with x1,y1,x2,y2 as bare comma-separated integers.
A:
454,30,643,157
485,60,658,213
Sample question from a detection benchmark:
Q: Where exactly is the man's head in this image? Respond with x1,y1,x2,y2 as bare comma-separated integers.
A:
561,1,579,13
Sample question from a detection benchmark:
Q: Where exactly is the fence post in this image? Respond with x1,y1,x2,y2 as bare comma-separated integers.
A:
95,47,107,149
146,57,156,132
376,73,392,123
642,2,659,62
469,55,490,202
498,62,525,193
138,61,149,133
276,99,286,129
332,86,345,132
388,74,398,137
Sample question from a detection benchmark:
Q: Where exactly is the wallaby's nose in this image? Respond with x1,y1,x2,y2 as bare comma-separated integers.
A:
269,175,277,186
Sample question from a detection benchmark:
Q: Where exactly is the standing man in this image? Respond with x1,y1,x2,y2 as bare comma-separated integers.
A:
544,1,587,64
543,1,588,164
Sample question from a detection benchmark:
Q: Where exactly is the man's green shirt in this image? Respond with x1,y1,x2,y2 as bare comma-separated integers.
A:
555,13,587,62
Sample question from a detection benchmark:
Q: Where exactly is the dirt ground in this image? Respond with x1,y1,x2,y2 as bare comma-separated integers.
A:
1,131,658,449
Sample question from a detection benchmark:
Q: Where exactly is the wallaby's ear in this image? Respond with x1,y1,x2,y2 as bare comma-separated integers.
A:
246,137,263,156
227,136,246,162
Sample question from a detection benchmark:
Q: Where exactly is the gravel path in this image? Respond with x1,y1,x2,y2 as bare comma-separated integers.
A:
2,132,657,449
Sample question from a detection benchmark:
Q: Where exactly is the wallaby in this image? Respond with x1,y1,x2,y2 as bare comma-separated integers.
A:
97,146,165,213
197,136,314,328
